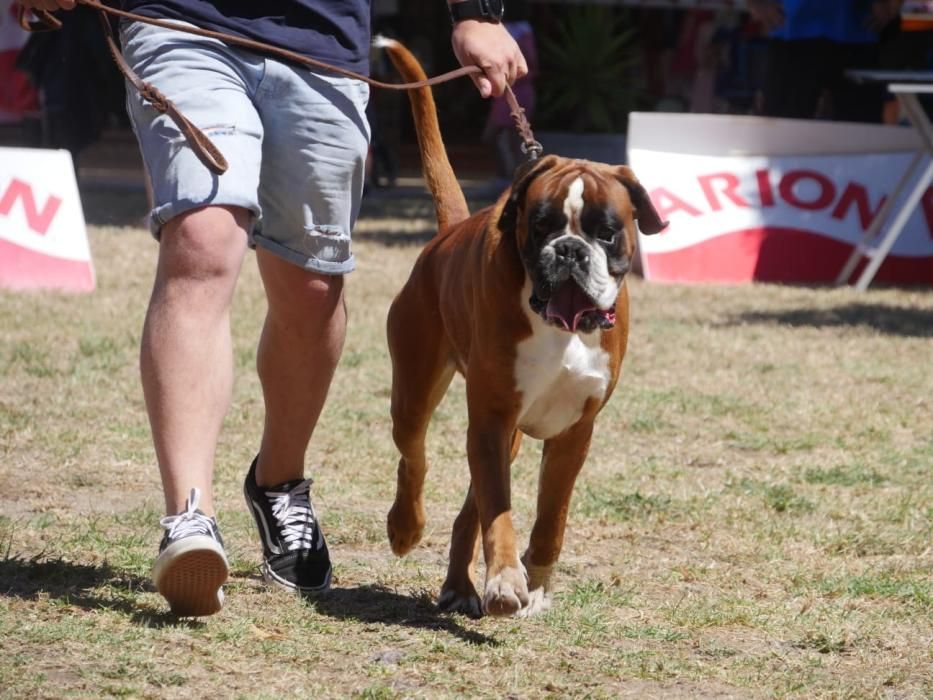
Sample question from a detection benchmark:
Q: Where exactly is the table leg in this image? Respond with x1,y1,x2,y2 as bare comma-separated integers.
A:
853,92,933,291
853,158,933,291
834,152,923,286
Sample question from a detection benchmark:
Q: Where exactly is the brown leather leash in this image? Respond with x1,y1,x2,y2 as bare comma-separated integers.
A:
18,0,542,175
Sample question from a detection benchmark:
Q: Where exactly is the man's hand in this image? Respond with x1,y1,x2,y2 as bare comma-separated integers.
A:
747,0,785,34
451,20,527,99
17,0,76,10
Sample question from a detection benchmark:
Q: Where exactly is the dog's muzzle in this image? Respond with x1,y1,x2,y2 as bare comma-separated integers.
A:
530,238,616,333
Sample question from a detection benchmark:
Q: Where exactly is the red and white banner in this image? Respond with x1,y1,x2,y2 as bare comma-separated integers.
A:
628,113,933,285
0,147,95,292
0,0,38,123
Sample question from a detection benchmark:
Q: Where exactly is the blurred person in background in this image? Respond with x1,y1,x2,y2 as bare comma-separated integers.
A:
14,3,125,171
880,0,933,122
748,0,903,122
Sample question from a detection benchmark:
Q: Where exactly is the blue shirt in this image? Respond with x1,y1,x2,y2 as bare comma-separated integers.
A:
122,1,372,74
770,0,878,44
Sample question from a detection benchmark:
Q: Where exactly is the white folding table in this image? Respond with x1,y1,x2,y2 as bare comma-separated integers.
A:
836,71,933,291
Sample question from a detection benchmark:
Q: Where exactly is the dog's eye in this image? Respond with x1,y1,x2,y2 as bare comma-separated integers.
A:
595,226,617,244
533,218,557,237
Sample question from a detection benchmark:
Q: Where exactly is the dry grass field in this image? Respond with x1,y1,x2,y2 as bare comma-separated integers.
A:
1,192,931,698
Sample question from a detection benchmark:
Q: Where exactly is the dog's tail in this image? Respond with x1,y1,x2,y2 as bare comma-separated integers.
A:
375,36,469,230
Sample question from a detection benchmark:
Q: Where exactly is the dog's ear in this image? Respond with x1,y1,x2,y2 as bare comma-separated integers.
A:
498,155,561,236
614,166,668,235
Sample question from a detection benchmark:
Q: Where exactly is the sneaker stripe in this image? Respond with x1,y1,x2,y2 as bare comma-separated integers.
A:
248,496,283,555
244,457,331,592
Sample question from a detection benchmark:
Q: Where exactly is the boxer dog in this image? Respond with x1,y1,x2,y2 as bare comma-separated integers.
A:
380,38,667,618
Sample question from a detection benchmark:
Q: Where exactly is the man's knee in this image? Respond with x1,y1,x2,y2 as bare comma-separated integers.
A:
158,205,251,283
279,272,345,326
258,249,345,315
301,273,344,304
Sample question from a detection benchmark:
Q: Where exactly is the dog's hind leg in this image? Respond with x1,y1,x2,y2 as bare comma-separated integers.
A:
518,419,594,617
438,430,522,617
386,291,455,557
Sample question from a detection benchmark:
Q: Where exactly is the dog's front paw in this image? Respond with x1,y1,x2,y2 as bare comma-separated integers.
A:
516,560,553,617
515,586,552,618
386,497,424,556
483,566,529,617
437,583,483,618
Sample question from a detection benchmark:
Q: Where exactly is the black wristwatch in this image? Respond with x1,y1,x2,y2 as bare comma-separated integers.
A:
448,0,505,24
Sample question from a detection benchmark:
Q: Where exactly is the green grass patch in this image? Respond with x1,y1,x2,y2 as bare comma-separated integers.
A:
803,463,887,487
725,478,815,514
795,572,932,610
576,486,676,522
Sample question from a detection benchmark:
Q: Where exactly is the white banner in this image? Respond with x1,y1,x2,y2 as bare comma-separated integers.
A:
0,147,95,292
627,113,933,284
632,151,933,255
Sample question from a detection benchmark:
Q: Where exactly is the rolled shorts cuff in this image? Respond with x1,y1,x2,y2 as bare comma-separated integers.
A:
251,232,356,276
149,196,262,240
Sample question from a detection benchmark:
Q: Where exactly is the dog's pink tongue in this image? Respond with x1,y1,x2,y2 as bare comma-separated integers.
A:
546,281,597,331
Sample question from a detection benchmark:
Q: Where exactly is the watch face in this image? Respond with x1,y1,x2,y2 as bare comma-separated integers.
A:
488,0,504,18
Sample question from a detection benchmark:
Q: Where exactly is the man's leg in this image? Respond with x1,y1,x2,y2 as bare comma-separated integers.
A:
253,249,347,486
121,16,266,615
242,60,368,593
141,205,250,516
240,251,345,593
142,204,249,615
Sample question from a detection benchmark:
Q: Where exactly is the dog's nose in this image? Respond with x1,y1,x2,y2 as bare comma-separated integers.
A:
554,238,589,267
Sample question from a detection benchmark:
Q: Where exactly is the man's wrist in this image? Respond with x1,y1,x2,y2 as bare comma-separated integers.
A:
448,0,505,25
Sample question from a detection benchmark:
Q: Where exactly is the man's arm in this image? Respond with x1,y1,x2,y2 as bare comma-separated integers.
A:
448,2,528,98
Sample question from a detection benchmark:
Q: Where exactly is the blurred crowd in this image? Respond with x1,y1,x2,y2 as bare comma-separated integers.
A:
642,0,930,124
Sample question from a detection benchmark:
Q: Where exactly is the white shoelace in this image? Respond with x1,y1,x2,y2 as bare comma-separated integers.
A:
160,487,215,540
266,480,320,551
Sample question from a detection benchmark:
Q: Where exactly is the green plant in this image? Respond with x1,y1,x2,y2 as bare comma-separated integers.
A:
537,6,641,133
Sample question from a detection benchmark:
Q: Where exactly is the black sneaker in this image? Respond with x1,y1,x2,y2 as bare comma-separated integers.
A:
243,456,332,593
152,488,229,617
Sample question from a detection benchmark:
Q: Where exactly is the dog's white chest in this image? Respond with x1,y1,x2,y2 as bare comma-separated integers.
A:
514,296,611,440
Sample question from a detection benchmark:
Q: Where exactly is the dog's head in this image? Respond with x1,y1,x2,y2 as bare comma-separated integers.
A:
499,155,667,333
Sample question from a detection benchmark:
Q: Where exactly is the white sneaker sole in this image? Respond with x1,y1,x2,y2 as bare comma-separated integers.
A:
153,536,229,617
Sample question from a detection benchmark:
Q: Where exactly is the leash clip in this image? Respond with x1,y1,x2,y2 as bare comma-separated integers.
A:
521,139,543,162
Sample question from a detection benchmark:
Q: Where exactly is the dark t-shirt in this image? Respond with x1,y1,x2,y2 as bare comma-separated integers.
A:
121,1,372,74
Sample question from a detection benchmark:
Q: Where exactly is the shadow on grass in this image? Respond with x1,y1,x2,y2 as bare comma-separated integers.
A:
305,584,500,647
0,554,202,629
725,302,933,338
